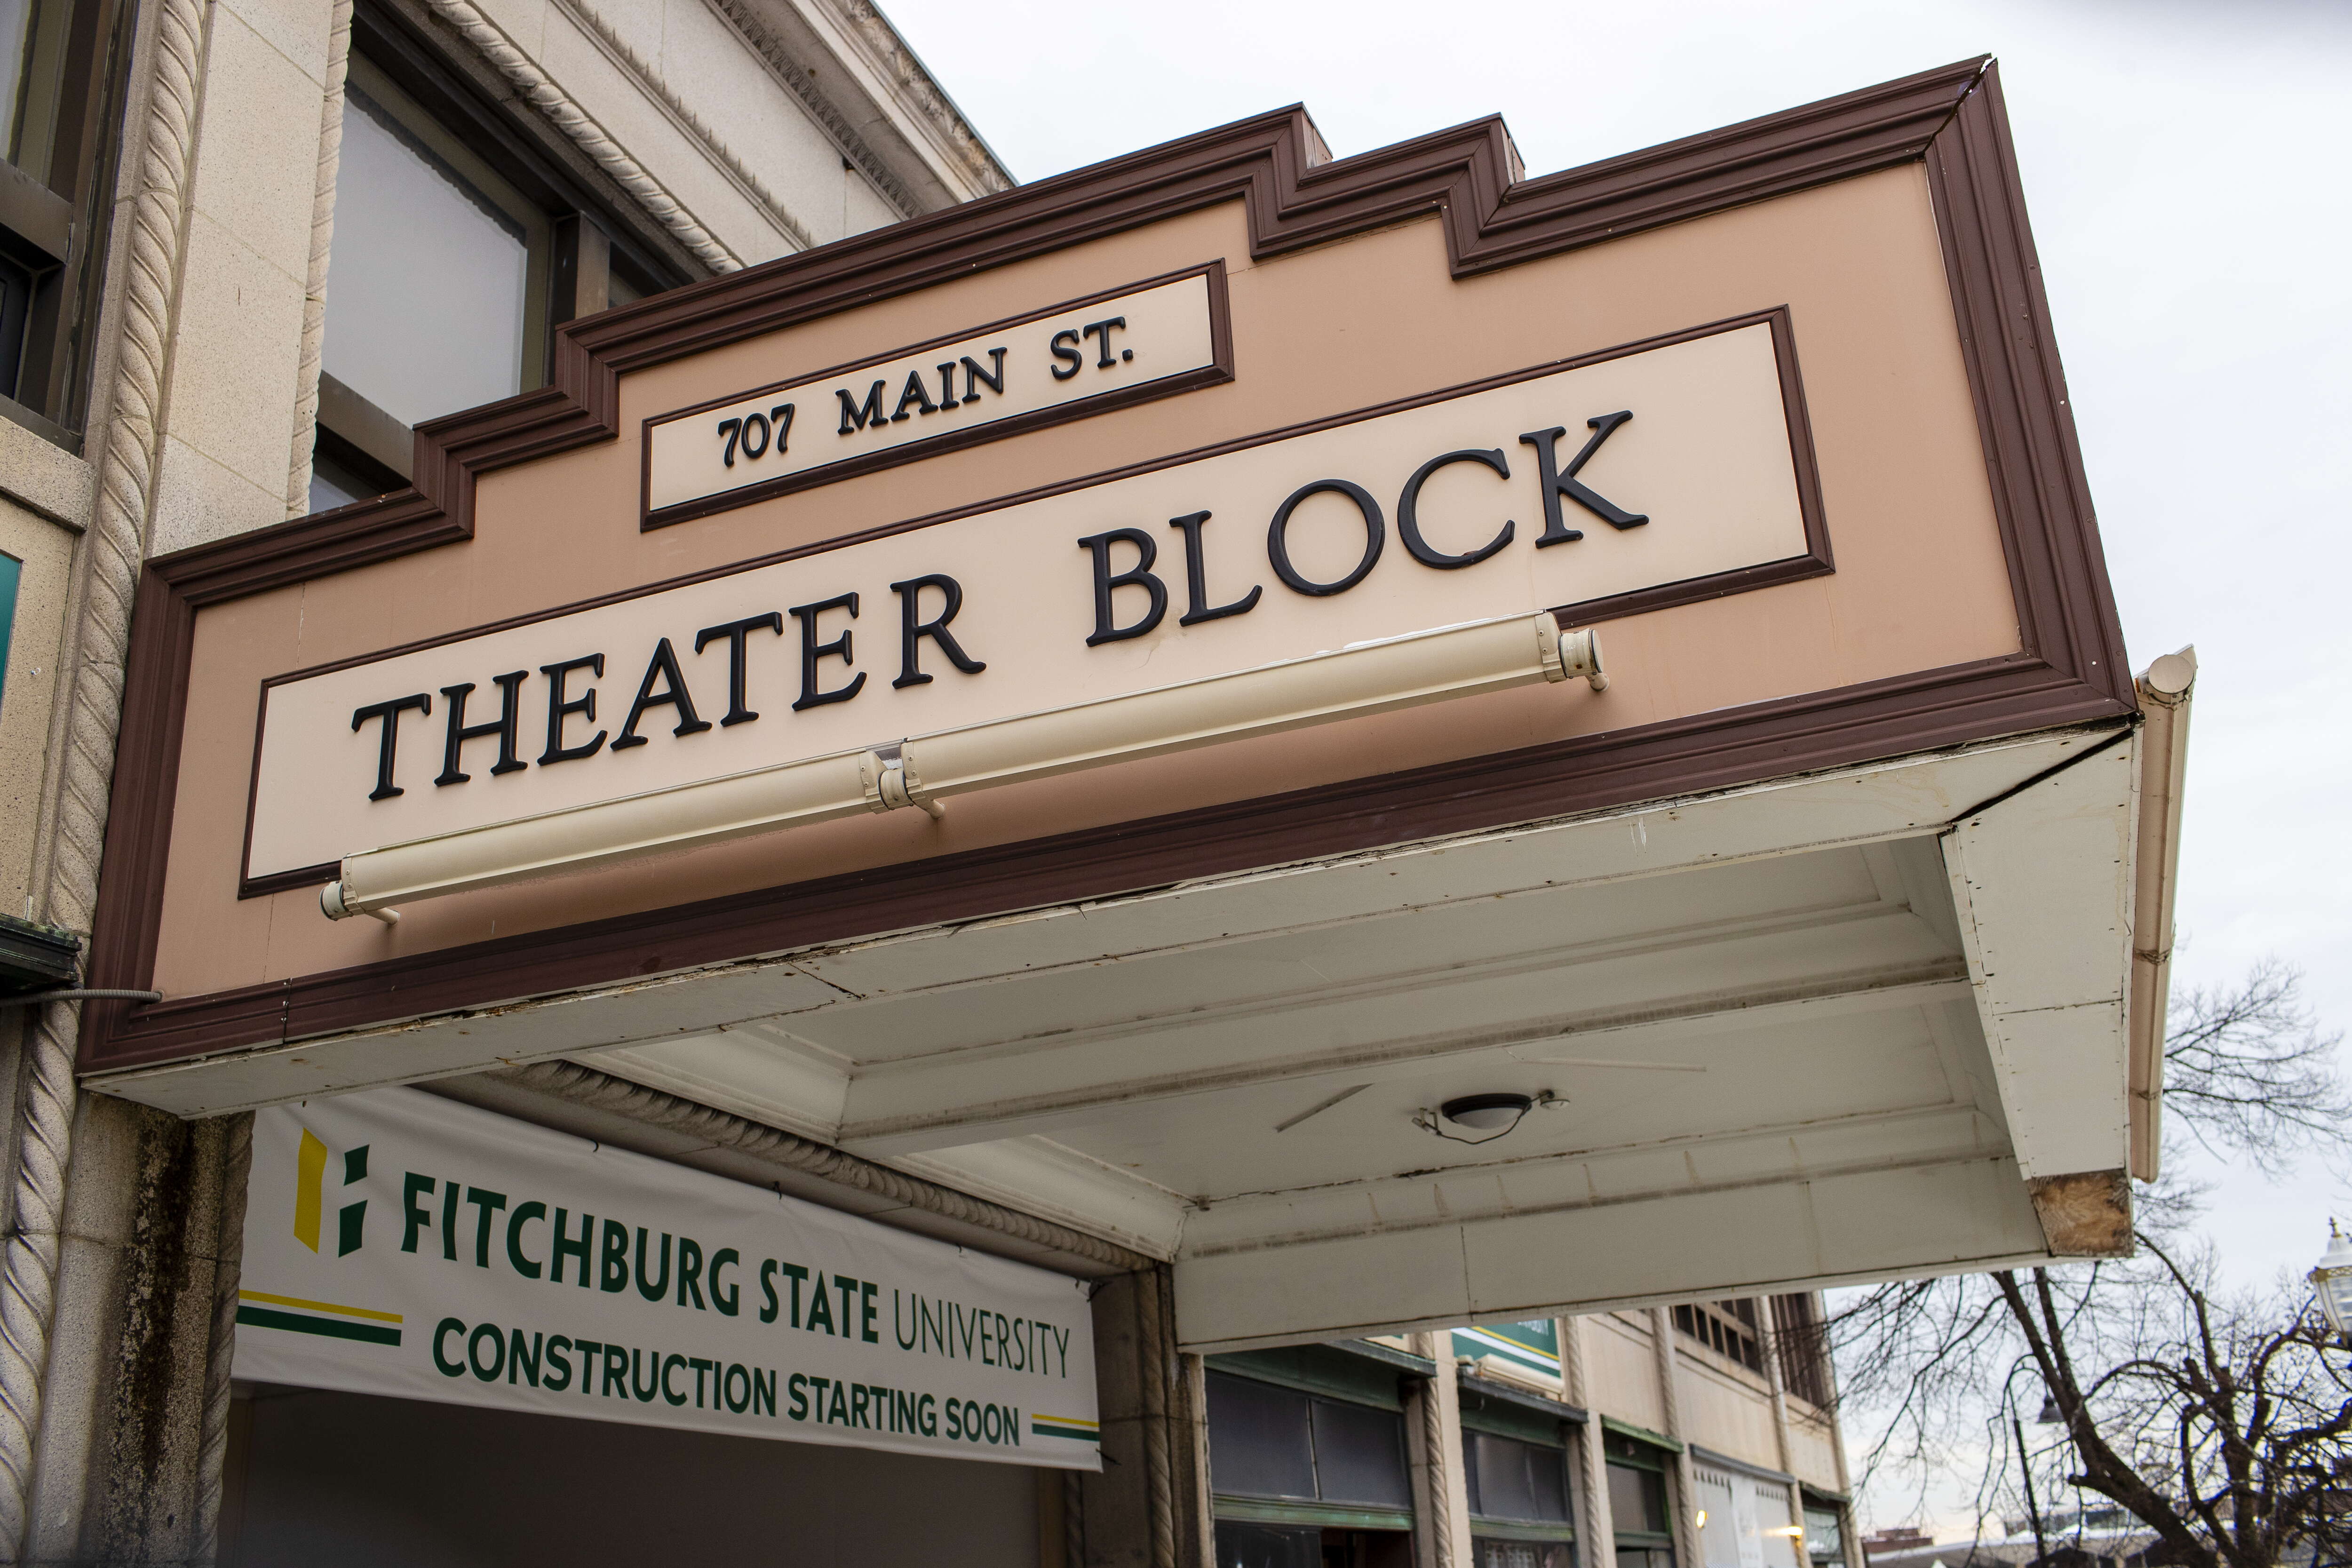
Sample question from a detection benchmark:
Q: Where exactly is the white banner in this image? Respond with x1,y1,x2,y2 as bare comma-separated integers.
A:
234,1088,1101,1469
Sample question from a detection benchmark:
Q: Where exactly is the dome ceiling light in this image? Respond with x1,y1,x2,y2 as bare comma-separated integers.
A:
1414,1090,1564,1145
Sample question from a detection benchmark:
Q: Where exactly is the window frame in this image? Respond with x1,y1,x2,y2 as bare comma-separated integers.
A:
1603,1425,1681,1567
0,0,135,450
1671,1299,1766,1377
1205,1352,1417,1536
1770,1293,1834,1409
312,1,689,500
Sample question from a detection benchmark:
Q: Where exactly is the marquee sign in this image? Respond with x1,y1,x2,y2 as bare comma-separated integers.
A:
236,1088,1101,1467
84,49,2145,1287
244,313,1819,890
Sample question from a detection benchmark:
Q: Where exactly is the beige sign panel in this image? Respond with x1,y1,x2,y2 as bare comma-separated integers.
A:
247,318,1809,883
642,269,1225,526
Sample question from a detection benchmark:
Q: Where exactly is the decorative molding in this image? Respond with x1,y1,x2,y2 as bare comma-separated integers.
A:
710,0,1009,215
479,1058,1153,1270
77,60,2138,1081
819,0,1012,198
283,0,354,518
419,0,744,274
704,0,921,217
555,0,814,253
0,0,209,1545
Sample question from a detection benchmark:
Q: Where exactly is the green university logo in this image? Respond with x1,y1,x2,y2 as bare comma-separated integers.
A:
236,1126,404,1348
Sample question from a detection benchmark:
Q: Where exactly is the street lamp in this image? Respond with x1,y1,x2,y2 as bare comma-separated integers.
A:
2313,1220,2352,1345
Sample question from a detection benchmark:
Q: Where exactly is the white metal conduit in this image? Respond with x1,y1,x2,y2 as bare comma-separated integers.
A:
321,612,1607,922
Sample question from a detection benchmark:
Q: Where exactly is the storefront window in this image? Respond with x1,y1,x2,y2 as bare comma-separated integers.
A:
1609,1460,1670,1534
1207,1372,1413,1508
1207,1357,1415,1568
1216,1521,1322,1568
1466,1428,1575,1568
1605,1426,1679,1568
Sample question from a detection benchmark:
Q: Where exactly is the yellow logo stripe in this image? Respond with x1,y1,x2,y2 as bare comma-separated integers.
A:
239,1289,403,1324
293,1129,326,1252
1033,1415,1098,1431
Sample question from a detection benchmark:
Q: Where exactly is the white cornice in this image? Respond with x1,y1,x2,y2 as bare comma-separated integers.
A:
710,0,1013,215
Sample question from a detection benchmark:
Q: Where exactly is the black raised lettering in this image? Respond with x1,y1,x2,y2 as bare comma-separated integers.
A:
1268,479,1384,597
693,612,784,727
1397,448,1516,569
1166,510,1261,626
537,654,606,764
891,369,938,422
837,380,888,434
890,574,986,688
961,349,1006,401
611,637,713,750
1081,316,1128,367
434,671,528,785
1078,528,1167,645
351,693,431,801
1048,329,1083,381
789,593,867,710
1518,413,1647,543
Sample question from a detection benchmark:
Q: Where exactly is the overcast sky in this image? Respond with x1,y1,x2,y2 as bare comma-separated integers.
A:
879,0,2349,1530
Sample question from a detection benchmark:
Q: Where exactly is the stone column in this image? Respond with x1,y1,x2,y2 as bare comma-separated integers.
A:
1072,1266,1210,1568
1406,1331,1470,1568
18,1102,244,1566
1650,1308,1703,1568
1557,1316,1616,1568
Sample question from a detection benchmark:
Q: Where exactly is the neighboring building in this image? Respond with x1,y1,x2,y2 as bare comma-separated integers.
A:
1864,1510,2169,1568
1205,1305,1861,1568
0,18,2184,1568
1866,1529,1939,1561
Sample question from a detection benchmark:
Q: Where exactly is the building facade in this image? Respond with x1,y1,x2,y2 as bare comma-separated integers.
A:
1206,1305,1862,1568
0,4,2186,1561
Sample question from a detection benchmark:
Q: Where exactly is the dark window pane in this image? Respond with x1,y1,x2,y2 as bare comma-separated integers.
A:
1468,1433,1569,1522
1620,1549,1677,1568
1216,1521,1322,1568
1609,1463,1668,1534
1208,1374,1316,1500
0,250,28,400
1310,1398,1411,1509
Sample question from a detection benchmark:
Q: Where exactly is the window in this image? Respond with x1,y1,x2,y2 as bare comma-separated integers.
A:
1771,1294,1833,1408
1672,1299,1764,1375
0,0,133,446
310,8,682,511
1605,1426,1678,1568
1467,1432,1571,1522
1466,1430,1574,1568
1206,1361,1415,1568
1206,1373,1411,1510
1804,1504,1843,1568
326,55,550,431
1610,1461,1671,1535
